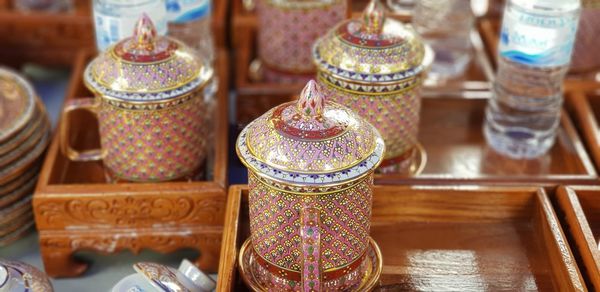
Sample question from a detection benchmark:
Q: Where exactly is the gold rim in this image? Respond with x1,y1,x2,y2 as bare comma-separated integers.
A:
0,71,36,143
0,101,44,156
378,143,427,176
237,141,384,190
411,143,427,176
250,240,369,274
249,171,369,196
317,73,422,96
238,237,383,291
83,71,215,108
0,221,33,247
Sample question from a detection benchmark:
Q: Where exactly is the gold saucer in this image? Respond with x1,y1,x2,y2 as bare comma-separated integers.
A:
0,175,37,209
0,127,49,185
0,210,32,237
0,221,33,247
238,237,382,292
0,195,32,226
378,143,427,176
0,115,49,169
0,103,44,156
0,165,38,196
0,68,36,144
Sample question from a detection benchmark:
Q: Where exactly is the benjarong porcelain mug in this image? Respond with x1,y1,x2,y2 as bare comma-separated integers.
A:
236,80,385,291
256,0,348,83
60,15,214,182
313,0,433,168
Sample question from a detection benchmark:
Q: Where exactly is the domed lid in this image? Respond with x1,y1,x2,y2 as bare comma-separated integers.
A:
84,14,213,104
313,0,433,83
236,80,385,186
0,67,36,143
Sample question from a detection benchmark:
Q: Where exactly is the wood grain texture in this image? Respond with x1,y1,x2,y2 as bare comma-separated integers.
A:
566,88,600,173
218,185,586,291
32,49,229,277
557,186,600,291
375,97,597,186
216,185,243,292
212,0,230,48
0,0,93,67
0,0,228,67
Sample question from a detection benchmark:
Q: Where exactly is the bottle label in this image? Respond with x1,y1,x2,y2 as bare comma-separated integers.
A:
93,3,168,51
166,0,211,23
499,5,579,67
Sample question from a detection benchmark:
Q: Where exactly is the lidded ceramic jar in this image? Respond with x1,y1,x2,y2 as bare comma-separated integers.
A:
61,14,215,182
313,0,433,167
236,80,385,291
256,0,347,83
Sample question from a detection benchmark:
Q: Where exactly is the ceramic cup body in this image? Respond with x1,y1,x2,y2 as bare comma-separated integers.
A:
256,0,347,83
61,86,209,182
98,92,208,182
317,74,423,164
247,171,374,291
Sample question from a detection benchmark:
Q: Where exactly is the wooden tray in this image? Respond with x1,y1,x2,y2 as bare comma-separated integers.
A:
374,96,597,186
566,87,600,173
32,49,229,277
0,0,94,67
211,0,230,49
557,186,600,291
218,185,586,291
0,0,228,67
232,0,494,126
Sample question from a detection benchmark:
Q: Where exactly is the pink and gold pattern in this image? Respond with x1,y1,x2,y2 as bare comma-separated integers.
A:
236,80,384,291
99,91,208,182
319,76,422,162
244,81,378,174
62,15,214,182
256,0,347,83
86,14,212,99
313,0,432,164
248,172,372,271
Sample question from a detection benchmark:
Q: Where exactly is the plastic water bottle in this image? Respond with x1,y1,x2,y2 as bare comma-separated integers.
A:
93,0,168,51
166,0,214,62
484,0,581,159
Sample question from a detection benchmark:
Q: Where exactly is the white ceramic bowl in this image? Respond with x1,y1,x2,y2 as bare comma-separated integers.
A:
111,274,155,292
178,259,215,292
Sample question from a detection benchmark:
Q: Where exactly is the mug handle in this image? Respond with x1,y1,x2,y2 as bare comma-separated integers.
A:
301,207,321,292
60,98,103,161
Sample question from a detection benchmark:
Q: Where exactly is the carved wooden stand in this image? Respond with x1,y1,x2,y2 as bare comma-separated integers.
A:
32,50,229,277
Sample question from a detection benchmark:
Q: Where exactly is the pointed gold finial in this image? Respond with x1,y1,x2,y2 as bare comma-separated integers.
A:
133,13,157,51
362,0,385,34
297,80,324,117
